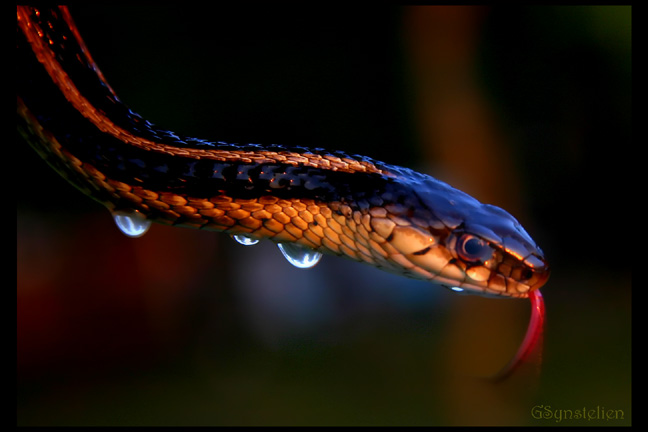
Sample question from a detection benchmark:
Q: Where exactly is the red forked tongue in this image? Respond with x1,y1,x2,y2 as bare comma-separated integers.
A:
492,290,545,381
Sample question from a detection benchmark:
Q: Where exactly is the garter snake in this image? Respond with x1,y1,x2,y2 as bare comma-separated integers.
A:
16,6,549,300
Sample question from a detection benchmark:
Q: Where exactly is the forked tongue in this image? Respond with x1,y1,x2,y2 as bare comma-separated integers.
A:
491,289,545,382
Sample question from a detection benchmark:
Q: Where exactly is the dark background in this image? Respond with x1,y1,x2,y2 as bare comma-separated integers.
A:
17,6,631,426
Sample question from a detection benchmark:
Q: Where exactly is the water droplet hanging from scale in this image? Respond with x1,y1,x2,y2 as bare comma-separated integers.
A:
112,209,151,238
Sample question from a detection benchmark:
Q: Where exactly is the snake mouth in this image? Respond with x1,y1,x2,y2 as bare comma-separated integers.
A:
525,255,550,292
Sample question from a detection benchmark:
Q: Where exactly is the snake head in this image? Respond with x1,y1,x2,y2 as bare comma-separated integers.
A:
454,203,551,297
378,174,550,298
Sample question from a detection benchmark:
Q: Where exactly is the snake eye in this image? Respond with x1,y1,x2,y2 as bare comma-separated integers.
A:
456,234,492,263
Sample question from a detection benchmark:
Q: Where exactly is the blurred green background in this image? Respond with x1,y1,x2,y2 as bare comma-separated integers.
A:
17,6,631,426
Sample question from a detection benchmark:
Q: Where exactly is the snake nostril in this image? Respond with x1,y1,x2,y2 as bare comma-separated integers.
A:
521,268,534,281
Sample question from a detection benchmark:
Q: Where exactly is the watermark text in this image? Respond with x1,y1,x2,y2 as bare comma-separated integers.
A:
531,404,625,423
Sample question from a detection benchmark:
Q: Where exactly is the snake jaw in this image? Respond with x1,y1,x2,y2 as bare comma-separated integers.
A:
389,225,436,255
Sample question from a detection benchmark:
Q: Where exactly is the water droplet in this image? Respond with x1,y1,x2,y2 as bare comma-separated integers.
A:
277,243,322,269
232,234,260,246
112,209,151,238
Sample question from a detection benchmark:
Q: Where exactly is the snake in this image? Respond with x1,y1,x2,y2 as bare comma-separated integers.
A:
17,5,550,375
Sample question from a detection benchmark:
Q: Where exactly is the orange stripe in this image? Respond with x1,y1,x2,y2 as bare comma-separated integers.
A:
17,5,389,176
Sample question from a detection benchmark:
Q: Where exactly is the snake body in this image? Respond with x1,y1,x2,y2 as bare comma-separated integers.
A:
17,6,549,298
